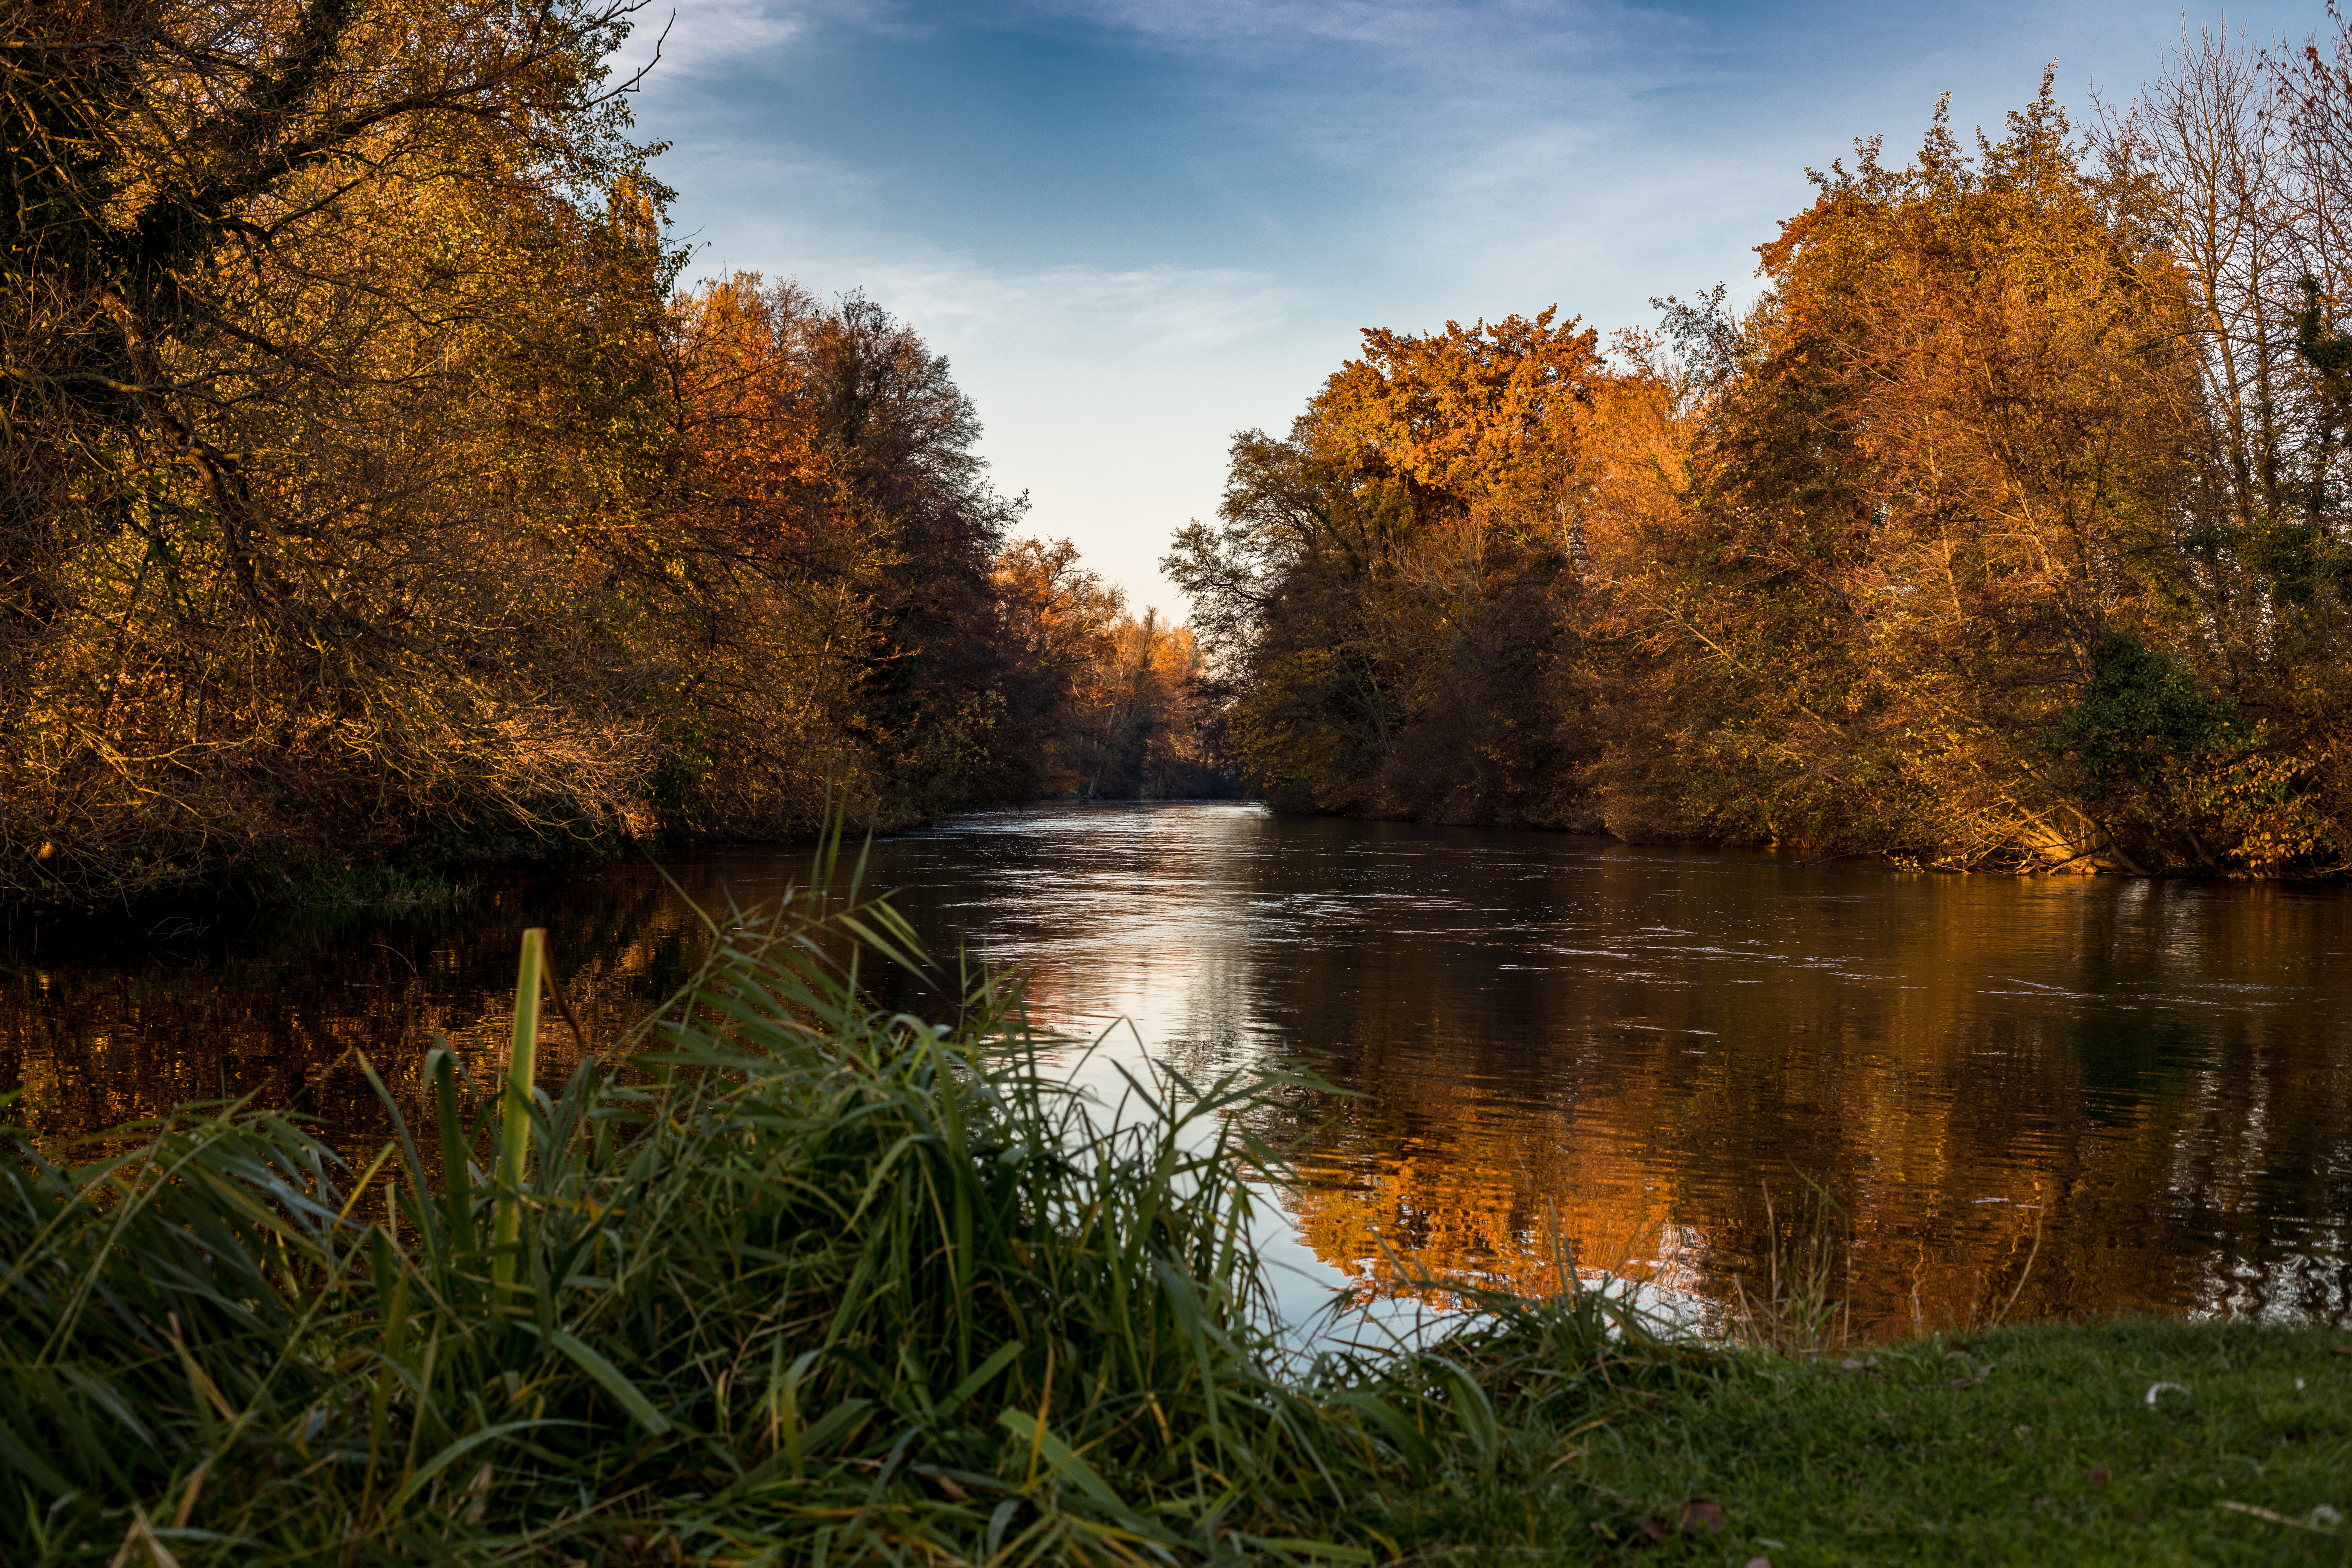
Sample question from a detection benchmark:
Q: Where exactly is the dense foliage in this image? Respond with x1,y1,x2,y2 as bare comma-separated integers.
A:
0,0,1217,908
16,2,2340,892
1174,42,2352,876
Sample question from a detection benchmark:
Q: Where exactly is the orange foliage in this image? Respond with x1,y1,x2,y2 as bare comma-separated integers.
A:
1177,66,2352,876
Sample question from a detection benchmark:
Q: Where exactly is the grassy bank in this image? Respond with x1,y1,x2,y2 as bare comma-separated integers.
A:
1484,1317,2351,1565
0,850,2342,1565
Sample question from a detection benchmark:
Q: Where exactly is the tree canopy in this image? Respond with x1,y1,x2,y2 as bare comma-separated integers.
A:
1177,49,2352,877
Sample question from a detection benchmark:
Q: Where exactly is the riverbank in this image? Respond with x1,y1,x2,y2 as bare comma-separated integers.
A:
1494,1317,2351,1565
1267,798,2352,884
12,792,2327,928
2,865,2343,1565
6,797,1264,919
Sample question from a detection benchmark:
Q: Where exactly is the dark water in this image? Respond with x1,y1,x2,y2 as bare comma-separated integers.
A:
5,803,2348,1335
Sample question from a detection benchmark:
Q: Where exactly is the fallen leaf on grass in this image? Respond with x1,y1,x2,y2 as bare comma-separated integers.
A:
1745,1558,1773,1568
1635,1516,1669,1544
2087,1465,2109,1492
1949,1376,1979,1389
1679,1499,1725,1535
2332,1344,2351,1357
2216,1500,2342,1536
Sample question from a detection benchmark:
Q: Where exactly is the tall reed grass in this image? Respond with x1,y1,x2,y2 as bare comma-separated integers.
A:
0,837,1711,1564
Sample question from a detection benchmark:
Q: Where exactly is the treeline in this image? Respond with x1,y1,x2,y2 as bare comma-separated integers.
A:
1174,36,2352,877
2,0,1214,906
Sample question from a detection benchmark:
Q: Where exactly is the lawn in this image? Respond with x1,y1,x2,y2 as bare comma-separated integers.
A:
1403,1317,2352,1566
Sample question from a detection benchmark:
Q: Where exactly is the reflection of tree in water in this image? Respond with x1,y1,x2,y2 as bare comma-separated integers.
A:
1195,899,2352,1333
897,813,2352,1331
1270,1015,1701,1310
0,862,735,1162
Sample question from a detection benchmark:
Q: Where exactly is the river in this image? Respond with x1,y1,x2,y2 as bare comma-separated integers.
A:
5,802,2347,1336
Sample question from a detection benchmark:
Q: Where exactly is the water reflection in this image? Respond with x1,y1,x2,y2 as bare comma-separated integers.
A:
4,803,2347,1334
0,876,711,1153
868,807,2352,1333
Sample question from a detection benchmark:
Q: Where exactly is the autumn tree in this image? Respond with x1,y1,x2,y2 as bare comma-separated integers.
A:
1616,72,2347,871
0,0,674,900
1640,83,2222,864
1063,610,1220,799
1168,311,1614,823
1185,66,2349,876
0,0,1152,905
801,296,1032,812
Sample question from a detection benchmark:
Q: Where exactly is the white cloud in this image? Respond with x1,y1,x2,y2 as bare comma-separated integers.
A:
615,0,914,75
853,258,1303,352
1037,0,1631,61
660,137,879,231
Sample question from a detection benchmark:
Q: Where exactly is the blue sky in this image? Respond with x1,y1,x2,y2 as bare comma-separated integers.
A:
621,0,2321,609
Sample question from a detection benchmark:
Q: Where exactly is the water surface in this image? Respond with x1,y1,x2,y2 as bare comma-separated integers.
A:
6,803,2347,1335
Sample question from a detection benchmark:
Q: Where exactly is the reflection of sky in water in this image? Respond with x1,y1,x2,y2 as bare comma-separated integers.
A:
864,804,2352,1335
1012,1026,1694,1349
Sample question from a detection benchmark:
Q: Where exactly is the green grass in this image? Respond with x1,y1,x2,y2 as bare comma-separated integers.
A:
0,835,1697,1563
1427,1317,2352,1565
279,859,475,908
0,832,2343,1565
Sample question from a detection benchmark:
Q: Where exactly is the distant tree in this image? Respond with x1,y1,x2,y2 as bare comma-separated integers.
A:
1168,311,1616,823
1063,609,1222,799
991,535,1125,796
